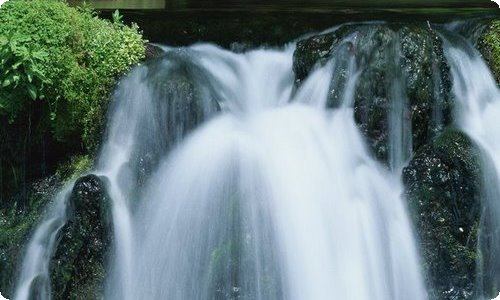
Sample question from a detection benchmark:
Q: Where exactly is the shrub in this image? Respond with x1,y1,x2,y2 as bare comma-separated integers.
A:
0,0,146,149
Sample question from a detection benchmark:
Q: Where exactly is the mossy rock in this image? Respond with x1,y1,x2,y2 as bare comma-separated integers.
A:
50,174,111,300
403,128,482,300
478,19,500,84
293,23,451,163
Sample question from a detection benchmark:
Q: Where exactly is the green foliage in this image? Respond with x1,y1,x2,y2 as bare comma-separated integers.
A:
0,0,146,149
480,20,500,84
0,34,48,118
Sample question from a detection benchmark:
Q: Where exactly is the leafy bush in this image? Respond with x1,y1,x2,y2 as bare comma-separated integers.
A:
0,0,146,149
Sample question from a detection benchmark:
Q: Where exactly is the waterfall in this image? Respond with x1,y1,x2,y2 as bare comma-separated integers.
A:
101,44,425,299
12,28,439,300
444,31,500,298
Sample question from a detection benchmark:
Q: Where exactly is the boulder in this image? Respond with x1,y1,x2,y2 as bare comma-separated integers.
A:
144,43,164,60
50,175,111,300
403,128,482,300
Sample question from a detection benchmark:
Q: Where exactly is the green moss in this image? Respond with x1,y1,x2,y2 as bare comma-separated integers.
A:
479,20,500,84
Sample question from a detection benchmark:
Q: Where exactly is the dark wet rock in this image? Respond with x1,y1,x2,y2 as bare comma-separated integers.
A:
403,128,482,300
50,175,111,300
348,26,397,161
293,23,452,162
145,43,164,60
400,26,451,152
293,32,342,84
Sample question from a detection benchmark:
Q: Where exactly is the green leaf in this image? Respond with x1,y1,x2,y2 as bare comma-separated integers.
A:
27,84,37,100
32,50,48,61
112,9,123,25
2,79,11,87
0,36,8,47
12,60,23,70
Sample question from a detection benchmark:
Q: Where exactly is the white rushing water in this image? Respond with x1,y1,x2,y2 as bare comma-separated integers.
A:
99,44,425,300
444,32,500,298
14,35,427,299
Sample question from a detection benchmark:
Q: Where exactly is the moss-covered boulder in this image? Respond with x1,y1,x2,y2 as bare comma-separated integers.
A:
478,19,500,84
403,128,482,300
293,23,451,163
50,174,111,300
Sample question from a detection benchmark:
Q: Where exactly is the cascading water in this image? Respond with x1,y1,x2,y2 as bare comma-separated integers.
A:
13,24,474,300
443,30,500,298
101,44,426,300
